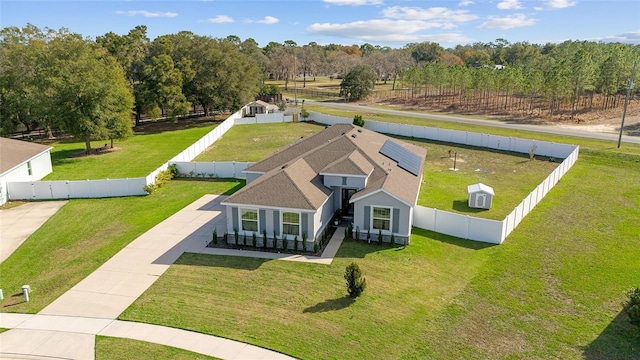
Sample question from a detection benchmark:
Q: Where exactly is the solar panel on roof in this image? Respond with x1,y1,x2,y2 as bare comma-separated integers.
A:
379,140,422,176
379,140,404,162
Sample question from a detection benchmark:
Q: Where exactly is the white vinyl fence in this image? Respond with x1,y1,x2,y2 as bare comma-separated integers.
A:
235,113,293,125
308,112,580,244
8,110,242,202
170,161,255,179
7,178,147,200
6,107,579,245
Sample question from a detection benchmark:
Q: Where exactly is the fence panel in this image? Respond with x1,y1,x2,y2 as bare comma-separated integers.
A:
7,182,34,199
466,132,483,147
433,210,469,239
412,205,435,231
512,138,536,154
451,130,467,145
50,181,70,199
33,182,53,199
467,217,505,244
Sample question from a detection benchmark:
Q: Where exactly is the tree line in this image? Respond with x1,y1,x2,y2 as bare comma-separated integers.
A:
2,24,639,152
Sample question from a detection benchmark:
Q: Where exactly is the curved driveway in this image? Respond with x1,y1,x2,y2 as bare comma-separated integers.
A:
308,100,640,144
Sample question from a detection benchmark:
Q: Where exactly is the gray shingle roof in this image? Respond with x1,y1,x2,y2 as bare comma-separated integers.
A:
0,137,52,174
225,124,426,210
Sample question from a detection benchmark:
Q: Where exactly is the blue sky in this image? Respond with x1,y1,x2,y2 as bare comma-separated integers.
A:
1,0,639,48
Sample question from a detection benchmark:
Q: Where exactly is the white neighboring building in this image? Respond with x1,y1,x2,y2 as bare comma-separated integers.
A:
0,138,53,205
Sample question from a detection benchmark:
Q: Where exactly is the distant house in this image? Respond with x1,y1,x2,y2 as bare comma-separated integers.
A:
221,124,426,249
242,100,279,117
467,183,494,210
0,138,53,205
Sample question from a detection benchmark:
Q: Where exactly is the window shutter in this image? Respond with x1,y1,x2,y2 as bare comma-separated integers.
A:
259,210,266,233
232,207,238,230
273,210,280,235
301,213,308,237
392,208,400,233
363,206,370,231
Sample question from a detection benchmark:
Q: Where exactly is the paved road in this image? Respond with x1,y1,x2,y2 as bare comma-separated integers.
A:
307,100,640,145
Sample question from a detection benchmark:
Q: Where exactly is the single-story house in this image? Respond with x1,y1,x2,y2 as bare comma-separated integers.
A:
221,123,426,250
467,183,494,209
0,137,53,205
242,100,279,117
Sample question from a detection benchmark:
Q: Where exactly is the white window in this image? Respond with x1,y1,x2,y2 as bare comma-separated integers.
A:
282,212,300,236
372,206,392,232
27,161,32,176
240,208,258,233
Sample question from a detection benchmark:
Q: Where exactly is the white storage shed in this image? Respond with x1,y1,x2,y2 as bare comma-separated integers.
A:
467,183,494,210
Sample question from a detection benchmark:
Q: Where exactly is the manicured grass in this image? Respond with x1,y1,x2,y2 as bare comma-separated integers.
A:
96,336,219,360
121,147,640,359
193,121,558,220
411,138,558,219
44,118,219,180
193,122,325,162
120,233,495,360
0,179,243,313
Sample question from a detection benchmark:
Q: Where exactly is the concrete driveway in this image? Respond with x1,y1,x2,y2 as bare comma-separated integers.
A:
0,200,68,264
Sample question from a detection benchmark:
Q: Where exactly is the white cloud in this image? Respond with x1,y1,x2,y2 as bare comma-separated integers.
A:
115,10,177,18
534,6,544,11
458,1,474,6
593,30,640,44
478,13,536,29
323,0,383,5
497,0,523,10
207,15,233,23
257,16,279,24
545,0,577,8
382,6,478,23
307,19,471,44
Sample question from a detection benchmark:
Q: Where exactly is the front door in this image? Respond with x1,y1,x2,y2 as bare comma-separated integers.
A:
475,193,486,208
342,189,356,216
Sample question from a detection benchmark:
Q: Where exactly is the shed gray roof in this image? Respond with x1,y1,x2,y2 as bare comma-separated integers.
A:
224,124,426,210
0,137,52,174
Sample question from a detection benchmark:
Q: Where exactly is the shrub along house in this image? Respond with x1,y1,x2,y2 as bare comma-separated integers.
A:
221,123,426,250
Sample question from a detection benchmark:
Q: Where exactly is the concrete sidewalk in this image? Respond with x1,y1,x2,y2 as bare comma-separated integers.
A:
40,194,227,319
1,194,345,359
0,200,67,264
0,313,295,359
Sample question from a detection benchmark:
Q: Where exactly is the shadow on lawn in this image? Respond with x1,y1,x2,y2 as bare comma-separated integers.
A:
452,200,487,214
411,228,496,250
582,310,640,360
303,296,355,313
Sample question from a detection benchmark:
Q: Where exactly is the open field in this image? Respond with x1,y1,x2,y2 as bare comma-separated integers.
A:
96,336,218,360
43,118,219,180
122,147,640,359
0,179,243,313
193,122,325,162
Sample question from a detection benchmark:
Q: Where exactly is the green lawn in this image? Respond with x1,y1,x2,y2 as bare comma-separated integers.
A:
412,138,558,220
96,337,219,360
0,179,243,313
193,122,325,162
120,234,494,360
120,147,640,359
44,118,219,180
193,122,558,220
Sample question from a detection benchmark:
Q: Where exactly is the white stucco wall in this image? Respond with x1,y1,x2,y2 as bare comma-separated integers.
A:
1,150,52,205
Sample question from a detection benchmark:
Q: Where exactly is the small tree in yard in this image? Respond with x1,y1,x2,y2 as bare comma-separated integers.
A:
623,287,640,326
344,262,367,298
